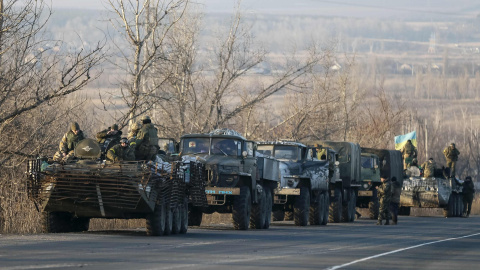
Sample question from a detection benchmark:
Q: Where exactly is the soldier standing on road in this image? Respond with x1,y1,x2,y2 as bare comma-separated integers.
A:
96,124,122,152
443,143,460,178
53,122,85,163
389,177,403,225
401,140,417,170
106,137,135,162
376,175,392,225
133,116,159,160
421,158,436,178
462,176,475,218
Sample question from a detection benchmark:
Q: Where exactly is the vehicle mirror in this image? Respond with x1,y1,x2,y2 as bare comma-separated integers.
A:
242,151,248,158
382,159,387,166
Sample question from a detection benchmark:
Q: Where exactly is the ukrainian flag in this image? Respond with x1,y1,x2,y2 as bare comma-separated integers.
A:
395,131,417,150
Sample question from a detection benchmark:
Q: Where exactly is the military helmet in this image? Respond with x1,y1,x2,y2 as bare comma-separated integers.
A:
451,143,455,147
71,122,80,131
141,115,150,121
465,176,472,181
110,124,119,130
120,137,128,144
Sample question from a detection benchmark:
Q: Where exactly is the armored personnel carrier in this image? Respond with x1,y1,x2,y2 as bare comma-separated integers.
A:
26,138,203,236
257,141,330,226
180,129,280,230
400,168,464,217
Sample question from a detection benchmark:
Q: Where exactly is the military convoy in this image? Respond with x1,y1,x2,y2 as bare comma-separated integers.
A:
26,138,204,236
25,127,470,235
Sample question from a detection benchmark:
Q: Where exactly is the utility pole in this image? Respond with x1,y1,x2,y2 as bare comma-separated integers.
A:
425,119,428,160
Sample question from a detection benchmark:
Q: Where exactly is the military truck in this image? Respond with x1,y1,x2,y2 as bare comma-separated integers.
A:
180,129,280,230
307,141,361,223
26,138,202,236
400,168,464,218
359,148,403,219
256,141,331,226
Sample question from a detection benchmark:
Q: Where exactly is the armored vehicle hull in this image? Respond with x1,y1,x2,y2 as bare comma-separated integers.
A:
400,173,464,217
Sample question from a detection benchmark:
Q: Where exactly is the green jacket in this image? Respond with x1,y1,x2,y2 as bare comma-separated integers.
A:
59,130,85,154
96,129,122,145
378,180,392,202
106,144,135,162
462,180,475,196
402,142,417,158
421,160,436,178
443,146,460,161
134,123,159,150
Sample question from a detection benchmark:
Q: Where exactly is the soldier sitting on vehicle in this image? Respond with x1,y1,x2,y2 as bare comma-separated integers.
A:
405,158,421,177
421,158,436,178
133,116,159,161
106,138,135,162
401,140,417,170
96,123,122,153
53,122,85,163
127,122,141,142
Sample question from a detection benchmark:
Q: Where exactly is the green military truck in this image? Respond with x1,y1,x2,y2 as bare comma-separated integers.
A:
256,141,331,226
359,148,403,219
180,129,280,230
308,141,361,223
400,168,464,217
26,138,200,236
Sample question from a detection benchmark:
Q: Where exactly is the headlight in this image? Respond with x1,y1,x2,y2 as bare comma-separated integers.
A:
363,183,369,189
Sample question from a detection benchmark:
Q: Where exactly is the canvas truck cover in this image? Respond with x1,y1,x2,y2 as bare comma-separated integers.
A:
316,141,361,187
361,148,403,181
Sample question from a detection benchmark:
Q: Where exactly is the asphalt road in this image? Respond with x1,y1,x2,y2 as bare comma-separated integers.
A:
1,215,479,270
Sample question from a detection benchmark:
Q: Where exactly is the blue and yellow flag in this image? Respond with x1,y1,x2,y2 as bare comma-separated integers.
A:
395,131,417,150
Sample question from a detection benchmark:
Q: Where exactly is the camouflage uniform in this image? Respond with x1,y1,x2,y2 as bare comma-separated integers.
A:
96,124,122,153
133,117,159,160
389,177,403,225
443,144,460,178
106,144,135,162
462,177,475,217
127,122,141,141
401,140,417,169
53,122,85,163
377,178,392,225
421,159,436,178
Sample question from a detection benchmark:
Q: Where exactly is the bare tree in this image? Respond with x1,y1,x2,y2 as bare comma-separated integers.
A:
105,0,189,127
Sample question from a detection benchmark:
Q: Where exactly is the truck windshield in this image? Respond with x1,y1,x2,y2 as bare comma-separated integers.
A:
361,156,373,168
181,138,210,155
211,138,240,156
257,145,274,156
273,145,298,160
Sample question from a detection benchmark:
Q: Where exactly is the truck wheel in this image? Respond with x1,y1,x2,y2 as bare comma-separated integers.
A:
284,211,294,221
321,191,329,225
263,188,273,229
146,203,166,236
232,186,252,230
250,187,266,229
42,212,73,233
309,192,324,225
164,204,173,235
272,210,285,221
172,204,182,234
188,206,203,226
180,197,188,234
329,188,342,223
368,197,379,220
71,217,90,232
294,186,310,226
349,190,357,222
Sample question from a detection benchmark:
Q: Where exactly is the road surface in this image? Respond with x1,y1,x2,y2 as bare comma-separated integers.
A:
1,216,479,270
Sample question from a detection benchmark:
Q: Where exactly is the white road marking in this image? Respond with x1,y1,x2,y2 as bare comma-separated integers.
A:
326,232,480,270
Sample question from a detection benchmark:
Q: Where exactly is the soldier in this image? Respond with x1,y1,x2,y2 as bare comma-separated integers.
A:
443,143,460,178
389,177,403,225
53,122,85,163
376,175,392,225
106,137,135,162
133,116,159,160
405,158,421,177
96,124,122,153
401,140,417,169
314,144,327,160
127,122,141,141
421,158,436,178
462,176,475,218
